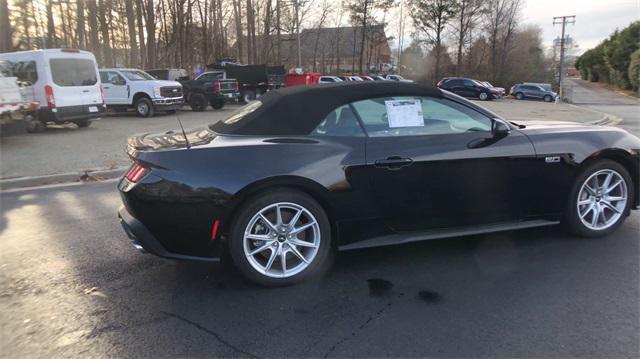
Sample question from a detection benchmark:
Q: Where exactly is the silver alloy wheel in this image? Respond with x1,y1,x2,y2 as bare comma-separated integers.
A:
577,169,628,231
243,202,321,278
479,92,488,100
137,102,149,115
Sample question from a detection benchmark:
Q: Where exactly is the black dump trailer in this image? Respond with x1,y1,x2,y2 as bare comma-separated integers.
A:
207,62,286,103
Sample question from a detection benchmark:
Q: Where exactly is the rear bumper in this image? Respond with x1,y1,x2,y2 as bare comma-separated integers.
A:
118,205,219,262
40,104,106,123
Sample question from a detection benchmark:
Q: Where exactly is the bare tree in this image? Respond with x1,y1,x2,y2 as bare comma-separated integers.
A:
124,0,138,66
452,0,484,75
411,0,456,83
311,0,332,71
0,0,11,52
345,0,394,74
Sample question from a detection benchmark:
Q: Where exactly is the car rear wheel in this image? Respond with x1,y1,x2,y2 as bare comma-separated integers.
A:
565,159,633,237
242,90,256,103
189,93,207,112
135,98,154,117
229,189,332,286
515,92,524,100
479,92,489,101
543,95,553,102
25,116,46,133
74,119,92,128
210,100,224,109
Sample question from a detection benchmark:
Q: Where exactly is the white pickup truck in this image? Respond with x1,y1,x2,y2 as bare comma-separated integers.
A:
99,68,184,117
0,61,40,134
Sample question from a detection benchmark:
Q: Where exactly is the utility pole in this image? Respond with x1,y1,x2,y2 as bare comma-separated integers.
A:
553,15,575,102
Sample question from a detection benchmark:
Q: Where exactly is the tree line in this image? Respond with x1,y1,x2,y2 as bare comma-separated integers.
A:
403,0,553,88
575,21,640,92
0,0,553,88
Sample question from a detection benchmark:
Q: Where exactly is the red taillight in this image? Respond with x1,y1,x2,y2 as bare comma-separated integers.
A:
214,81,221,93
44,85,55,108
210,219,220,241
99,84,105,102
125,162,149,183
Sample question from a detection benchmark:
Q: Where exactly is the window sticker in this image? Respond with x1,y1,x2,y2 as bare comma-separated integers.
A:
385,99,424,128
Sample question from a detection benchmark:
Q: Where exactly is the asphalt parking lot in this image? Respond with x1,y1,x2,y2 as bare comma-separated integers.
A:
1,180,638,357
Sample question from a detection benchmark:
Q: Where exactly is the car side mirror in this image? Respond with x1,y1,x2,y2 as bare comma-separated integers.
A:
492,119,511,136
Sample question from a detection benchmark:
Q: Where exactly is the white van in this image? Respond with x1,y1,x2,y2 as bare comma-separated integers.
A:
0,49,105,131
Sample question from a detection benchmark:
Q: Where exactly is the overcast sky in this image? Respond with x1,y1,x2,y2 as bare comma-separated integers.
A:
521,0,639,53
386,0,639,54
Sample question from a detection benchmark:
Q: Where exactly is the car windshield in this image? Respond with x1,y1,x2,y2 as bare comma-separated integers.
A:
120,70,156,81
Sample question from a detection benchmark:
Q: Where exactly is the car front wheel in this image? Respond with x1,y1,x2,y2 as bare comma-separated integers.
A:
479,92,489,101
135,98,154,117
565,159,633,237
229,189,332,286
515,92,524,100
543,95,553,102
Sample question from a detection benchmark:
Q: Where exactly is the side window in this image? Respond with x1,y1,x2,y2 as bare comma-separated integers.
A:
463,79,475,87
13,61,38,85
99,71,109,83
102,71,125,84
311,104,364,137
351,96,492,137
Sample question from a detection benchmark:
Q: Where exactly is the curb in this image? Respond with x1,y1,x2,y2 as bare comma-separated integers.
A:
0,167,127,191
569,103,623,126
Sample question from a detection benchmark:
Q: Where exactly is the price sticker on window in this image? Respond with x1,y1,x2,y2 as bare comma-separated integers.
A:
385,99,424,128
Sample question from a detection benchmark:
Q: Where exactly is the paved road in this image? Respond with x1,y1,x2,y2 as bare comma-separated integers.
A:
1,181,638,357
567,78,640,137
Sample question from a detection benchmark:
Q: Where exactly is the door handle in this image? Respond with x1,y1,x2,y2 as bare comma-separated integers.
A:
374,156,413,170
103,86,110,89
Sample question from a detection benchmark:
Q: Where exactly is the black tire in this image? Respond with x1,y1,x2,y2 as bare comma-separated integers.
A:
211,100,224,109
229,189,333,286
74,119,92,128
543,95,553,102
242,90,256,104
135,97,154,117
515,92,524,100
564,159,634,237
26,118,46,133
189,93,208,112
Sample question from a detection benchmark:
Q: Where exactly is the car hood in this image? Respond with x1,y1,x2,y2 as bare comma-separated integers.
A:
151,80,182,87
127,127,217,153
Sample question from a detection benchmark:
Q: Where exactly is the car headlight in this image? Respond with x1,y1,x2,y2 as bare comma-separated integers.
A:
153,87,162,98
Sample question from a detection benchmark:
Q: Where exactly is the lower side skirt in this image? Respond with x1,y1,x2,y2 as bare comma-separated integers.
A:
338,219,560,251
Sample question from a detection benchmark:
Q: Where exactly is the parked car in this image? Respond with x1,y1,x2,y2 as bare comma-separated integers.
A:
0,65,40,134
361,76,375,81
118,82,640,286
182,71,239,111
385,74,413,82
206,62,285,103
99,68,183,117
146,68,189,81
480,81,505,98
437,77,498,101
510,83,557,102
318,76,343,84
0,49,105,131
369,75,387,81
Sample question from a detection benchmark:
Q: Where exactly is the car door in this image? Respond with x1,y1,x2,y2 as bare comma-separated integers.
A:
462,79,478,97
353,95,537,232
100,71,128,104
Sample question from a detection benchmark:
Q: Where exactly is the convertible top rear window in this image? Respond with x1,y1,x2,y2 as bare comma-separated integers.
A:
209,82,444,136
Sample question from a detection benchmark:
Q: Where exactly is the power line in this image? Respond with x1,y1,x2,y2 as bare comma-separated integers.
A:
553,15,575,102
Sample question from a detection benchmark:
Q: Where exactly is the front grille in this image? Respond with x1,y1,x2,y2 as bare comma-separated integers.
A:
160,86,183,98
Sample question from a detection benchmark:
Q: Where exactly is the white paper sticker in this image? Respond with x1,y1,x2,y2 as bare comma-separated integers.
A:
385,99,424,128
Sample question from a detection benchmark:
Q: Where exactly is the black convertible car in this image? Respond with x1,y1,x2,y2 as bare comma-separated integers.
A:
118,82,639,285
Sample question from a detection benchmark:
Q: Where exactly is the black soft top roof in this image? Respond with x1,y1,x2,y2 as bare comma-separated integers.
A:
210,82,444,136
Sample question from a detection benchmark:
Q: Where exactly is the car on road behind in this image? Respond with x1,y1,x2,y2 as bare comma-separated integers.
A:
99,68,184,117
0,48,105,131
318,76,343,84
181,71,239,111
437,77,498,100
118,82,640,286
480,81,505,98
510,83,557,102
386,74,413,82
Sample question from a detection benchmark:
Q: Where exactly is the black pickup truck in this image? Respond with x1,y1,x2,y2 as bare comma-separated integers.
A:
146,69,239,111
